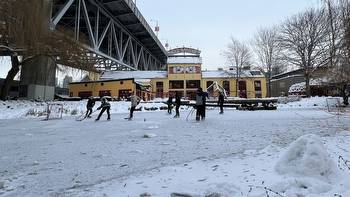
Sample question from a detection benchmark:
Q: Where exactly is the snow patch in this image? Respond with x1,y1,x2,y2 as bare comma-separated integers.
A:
275,134,338,180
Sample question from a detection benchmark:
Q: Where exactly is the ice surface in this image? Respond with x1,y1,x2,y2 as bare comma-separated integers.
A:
0,98,349,196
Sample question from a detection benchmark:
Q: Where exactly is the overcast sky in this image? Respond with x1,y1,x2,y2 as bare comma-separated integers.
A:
137,0,321,69
1,0,321,78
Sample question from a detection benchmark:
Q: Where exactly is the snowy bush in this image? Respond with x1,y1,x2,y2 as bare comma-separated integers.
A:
275,134,338,180
71,109,78,115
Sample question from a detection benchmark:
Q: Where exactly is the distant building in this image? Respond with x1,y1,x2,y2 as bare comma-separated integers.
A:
270,67,337,97
69,47,268,100
62,76,73,89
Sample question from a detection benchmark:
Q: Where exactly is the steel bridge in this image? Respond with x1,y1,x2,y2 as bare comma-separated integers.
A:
51,0,168,71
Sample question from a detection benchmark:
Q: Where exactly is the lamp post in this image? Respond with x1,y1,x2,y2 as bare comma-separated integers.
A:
150,19,159,37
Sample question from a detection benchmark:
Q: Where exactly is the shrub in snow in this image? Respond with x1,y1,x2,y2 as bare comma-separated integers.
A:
139,192,151,197
170,193,200,197
71,109,78,115
143,133,157,138
275,134,337,180
0,181,4,189
26,109,36,116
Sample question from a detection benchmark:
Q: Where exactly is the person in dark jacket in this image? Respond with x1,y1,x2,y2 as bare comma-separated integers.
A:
167,94,173,114
218,91,225,114
85,96,95,118
195,88,206,121
174,92,181,118
95,97,111,121
202,91,209,118
128,93,141,120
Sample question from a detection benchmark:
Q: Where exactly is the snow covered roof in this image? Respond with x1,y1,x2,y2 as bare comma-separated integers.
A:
202,70,265,78
289,78,330,93
100,71,167,80
167,56,202,64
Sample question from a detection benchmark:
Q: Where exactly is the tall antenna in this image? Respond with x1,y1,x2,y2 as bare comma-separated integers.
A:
151,19,159,37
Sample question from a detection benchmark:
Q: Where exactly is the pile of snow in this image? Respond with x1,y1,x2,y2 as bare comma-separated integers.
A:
277,95,301,104
275,134,337,180
272,134,347,196
278,96,342,109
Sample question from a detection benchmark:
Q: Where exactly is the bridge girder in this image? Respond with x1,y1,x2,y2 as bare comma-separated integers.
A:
51,0,167,71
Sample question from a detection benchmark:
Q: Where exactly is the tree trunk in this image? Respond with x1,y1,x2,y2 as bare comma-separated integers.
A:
267,71,271,98
0,55,20,100
342,83,349,106
305,73,311,97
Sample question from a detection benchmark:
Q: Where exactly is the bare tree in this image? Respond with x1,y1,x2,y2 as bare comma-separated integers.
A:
223,37,252,97
0,0,99,100
325,0,350,105
253,26,282,97
279,8,329,97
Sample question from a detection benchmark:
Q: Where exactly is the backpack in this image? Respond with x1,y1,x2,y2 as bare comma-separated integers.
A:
196,94,203,105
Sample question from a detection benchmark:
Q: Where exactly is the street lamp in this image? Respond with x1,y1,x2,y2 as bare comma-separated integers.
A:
150,19,159,37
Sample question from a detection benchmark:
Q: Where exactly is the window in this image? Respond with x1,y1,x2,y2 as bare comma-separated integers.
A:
119,89,131,100
120,81,124,85
99,90,111,97
223,81,230,96
70,92,73,97
250,71,262,76
84,84,88,87
78,91,92,99
254,81,262,91
101,83,104,86
169,66,184,74
186,80,200,89
254,81,262,98
206,81,213,89
169,80,184,89
186,90,197,100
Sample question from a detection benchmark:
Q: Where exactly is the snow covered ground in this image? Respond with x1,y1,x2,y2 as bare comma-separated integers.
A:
0,97,350,197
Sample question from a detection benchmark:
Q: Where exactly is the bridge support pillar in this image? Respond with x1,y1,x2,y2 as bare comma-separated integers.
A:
20,56,56,101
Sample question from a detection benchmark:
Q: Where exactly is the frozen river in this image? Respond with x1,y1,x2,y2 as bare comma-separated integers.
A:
0,108,349,196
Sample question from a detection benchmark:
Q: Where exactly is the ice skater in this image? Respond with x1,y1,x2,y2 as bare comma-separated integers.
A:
174,92,181,118
218,91,225,114
95,96,111,121
195,88,206,121
127,92,141,120
202,90,209,119
167,94,173,114
85,96,95,118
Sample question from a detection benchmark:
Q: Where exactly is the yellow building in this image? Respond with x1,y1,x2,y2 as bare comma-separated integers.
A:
69,47,267,100
69,78,137,99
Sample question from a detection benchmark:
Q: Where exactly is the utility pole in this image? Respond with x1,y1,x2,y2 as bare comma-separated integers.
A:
151,19,159,37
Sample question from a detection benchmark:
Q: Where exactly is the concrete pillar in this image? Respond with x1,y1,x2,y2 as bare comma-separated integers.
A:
20,56,56,100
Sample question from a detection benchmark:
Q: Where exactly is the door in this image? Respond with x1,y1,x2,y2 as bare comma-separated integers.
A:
156,82,164,98
238,81,247,98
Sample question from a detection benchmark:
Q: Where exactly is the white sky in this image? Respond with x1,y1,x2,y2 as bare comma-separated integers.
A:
1,0,321,79
137,0,321,69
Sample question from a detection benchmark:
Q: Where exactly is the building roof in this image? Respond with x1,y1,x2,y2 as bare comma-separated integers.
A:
100,71,168,80
70,78,134,84
167,57,202,64
202,70,265,78
271,69,304,80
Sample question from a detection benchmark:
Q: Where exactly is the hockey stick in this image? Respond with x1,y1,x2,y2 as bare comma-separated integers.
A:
186,107,195,121
76,109,98,121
